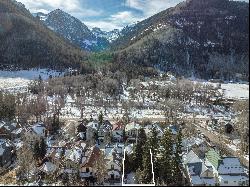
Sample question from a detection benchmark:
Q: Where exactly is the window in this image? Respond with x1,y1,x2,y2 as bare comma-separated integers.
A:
224,181,228,184
111,165,114,169
86,168,89,173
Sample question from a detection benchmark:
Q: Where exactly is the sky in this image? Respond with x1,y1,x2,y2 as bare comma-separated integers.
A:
18,0,249,31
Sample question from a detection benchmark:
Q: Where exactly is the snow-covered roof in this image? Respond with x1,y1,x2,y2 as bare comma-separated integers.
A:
184,150,202,164
191,175,216,186
66,95,75,103
31,123,46,136
0,121,16,132
0,121,6,128
182,137,204,150
78,132,85,139
190,175,202,185
87,121,99,130
219,174,249,182
218,157,245,175
166,125,178,135
40,162,57,173
13,139,23,150
11,128,23,135
144,124,163,136
0,139,12,156
125,122,141,131
65,148,82,162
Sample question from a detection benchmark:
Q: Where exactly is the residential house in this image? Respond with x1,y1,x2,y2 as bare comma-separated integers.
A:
144,123,163,138
11,128,25,139
0,122,18,139
112,121,124,143
104,144,123,183
167,125,179,139
182,136,205,152
218,157,249,186
86,120,99,142
98,120,113,143
80,145,101,179
29,123,47,137
0,139,14,167
192,141,211,159
60,141,88,175
183,150,217,186
39,161,57,174
125,122,141,142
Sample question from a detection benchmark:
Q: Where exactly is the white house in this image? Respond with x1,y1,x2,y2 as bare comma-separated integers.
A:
125,122,141,142
107,159,122,182
218,157,249,186
104,144,123,183
144,123,163,138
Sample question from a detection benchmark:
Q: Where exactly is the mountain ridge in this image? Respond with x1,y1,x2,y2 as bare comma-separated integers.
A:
0,0,88,70
112,0,249,80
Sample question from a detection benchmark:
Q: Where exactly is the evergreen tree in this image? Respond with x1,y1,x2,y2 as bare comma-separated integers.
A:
137,128,147,144
173,128,183,184
52,113,60,134
138,141,153,184
124,152,132,174
131,128,147,171
33,138,47,162
39,138,47,160
98,111,103,129
33,140,40,161
159,128,174,185
148,126,160,181
93,131,99,144
122,128,127,143
148,126,159,158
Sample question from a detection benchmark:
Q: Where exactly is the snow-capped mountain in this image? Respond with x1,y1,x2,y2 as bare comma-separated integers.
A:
34,9,109,51
92,27,121,43
0,0,86,69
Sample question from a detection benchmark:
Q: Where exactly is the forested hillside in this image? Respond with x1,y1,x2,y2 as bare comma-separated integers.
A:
112,0,249,80
0,0,88,70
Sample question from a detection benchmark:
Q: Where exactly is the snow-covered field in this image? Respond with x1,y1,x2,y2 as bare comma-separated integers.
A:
0,69,63,92
221,83,249,100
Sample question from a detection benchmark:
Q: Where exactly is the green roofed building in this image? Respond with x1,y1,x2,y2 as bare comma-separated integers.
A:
205,149,221,169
